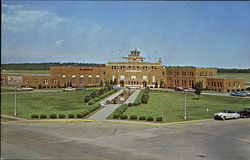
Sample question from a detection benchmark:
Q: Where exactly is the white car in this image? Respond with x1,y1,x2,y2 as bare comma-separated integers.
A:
62,87,76,91
214,110,240,120
21,87,34,91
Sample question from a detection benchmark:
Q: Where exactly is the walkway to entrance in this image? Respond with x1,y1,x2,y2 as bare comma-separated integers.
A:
87,89,141,121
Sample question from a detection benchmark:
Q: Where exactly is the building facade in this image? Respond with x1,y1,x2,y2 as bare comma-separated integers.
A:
21,49,246,92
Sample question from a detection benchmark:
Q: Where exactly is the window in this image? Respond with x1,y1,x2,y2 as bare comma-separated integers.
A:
175,72,179,77
112,75,115,81
131,76,136,80
162,71,165,76
88,75,92,84
120,75,125,80
96,75,100,84
80,75,84,84
190,72,194,77
52,79,57,84
72,75,76,84
143,76,148,80
182,72,186,76
152,76,155,83
168,72,172,76
44,79,48,84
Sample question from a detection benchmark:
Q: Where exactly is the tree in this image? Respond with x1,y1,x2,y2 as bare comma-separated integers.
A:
160,80,165,88
194,81,203,99
113,78,117,85
155,81,158,88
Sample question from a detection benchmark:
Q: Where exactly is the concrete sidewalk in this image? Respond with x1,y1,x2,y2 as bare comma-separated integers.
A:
1,114,27,121
87,90,141,121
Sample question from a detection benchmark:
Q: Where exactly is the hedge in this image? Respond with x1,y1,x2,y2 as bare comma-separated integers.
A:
130,115,137,120
50,114,57,119
147,116,154,121
156,117,163,122
68,114,75,118
31,114,39,118
40,114,47,119
59,114,66,119
139,116,146,120
120,115,128,119
76,114,84,118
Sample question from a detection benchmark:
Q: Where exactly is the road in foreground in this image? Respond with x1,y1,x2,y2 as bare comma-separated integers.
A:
1,119,250,160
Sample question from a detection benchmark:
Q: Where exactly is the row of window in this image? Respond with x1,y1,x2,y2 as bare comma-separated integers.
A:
111,66,157,70
174,80,194,86
113,75,155,82
200,72,213,77
208,82,223,88
168,72,194,77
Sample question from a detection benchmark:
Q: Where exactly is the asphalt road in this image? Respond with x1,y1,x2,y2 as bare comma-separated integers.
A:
1,119,250,160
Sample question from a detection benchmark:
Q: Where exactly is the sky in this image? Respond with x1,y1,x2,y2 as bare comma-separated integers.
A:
2,1,250,68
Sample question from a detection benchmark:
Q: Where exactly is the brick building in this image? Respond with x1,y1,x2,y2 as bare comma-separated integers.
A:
21,49,245,92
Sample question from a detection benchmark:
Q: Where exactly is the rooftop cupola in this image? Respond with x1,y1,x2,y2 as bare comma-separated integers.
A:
122,48,145,62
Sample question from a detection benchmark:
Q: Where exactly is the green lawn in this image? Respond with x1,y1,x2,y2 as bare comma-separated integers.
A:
1,89,101,119
123,91,250,123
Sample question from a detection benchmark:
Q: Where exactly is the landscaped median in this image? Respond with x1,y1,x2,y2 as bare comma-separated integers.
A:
1,87,117,119
108,89,250,123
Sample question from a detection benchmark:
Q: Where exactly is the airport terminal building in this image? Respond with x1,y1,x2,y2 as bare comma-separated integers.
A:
21,49,245,92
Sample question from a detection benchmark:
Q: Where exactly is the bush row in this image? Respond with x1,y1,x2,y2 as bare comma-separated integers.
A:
31,104,102,119
88,90,116,105
111,104,128,117
112,114,163,122
84,87,114,103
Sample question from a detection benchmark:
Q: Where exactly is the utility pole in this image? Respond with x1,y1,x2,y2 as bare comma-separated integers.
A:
14,85,17,116
184,91,187,120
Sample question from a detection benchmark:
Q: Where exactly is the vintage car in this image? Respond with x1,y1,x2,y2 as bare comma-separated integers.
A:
75,86,86,91
62,87,76,91
174,87,183,91
230,91,247,97
21,87,34,91
214,109,240,120
238,107,250,118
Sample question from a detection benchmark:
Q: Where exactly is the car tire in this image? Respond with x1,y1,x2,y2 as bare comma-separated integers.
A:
223,116,226,120
243,115,247,118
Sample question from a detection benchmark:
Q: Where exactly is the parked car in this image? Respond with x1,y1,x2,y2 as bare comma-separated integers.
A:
62,87,75,91
214,109,240,120
21,87,34,91
174,87,183,91
184,88,195,93
230,91,247,97
238,107,250,118
75,86,85,91
242,91,250,96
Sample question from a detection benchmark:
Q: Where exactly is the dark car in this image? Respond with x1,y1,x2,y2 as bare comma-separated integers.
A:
75,86,86,91
174,87,183,91
230,91,247,97
238,107,250,118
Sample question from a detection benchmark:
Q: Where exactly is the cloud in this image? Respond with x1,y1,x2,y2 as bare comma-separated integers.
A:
2,5,66,33
55,40,64,45
2,4,24,10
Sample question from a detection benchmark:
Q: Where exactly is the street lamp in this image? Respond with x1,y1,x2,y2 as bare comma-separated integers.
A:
14,85,17,116
184,90,187,120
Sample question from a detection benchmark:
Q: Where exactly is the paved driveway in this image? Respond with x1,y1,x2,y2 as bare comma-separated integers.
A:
2,119,250,160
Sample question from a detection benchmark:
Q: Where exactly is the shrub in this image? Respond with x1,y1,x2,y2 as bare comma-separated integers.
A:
141,94,149,103
133,102,138,106
156,117,163,122
84,95,92,103
113,114,120,119
91,91,98,98
147,116,154,121
76,114,84,118
82,111,88,116
128,103,133,106
139,116,146,120
31,114,39,118
130,115,137,120
59,114,65,119
120,115,128,119
106,100,111,104
40,114,47,119
50,114,57,119
88,101,94,105
68,114,75,118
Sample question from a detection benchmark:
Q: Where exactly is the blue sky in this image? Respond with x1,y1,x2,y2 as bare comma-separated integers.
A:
2,1,250,68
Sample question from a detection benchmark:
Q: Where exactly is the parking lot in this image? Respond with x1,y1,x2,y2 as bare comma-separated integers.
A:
1,119,250,160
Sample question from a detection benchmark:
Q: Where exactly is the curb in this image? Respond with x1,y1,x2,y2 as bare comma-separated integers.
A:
6,118,212,126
